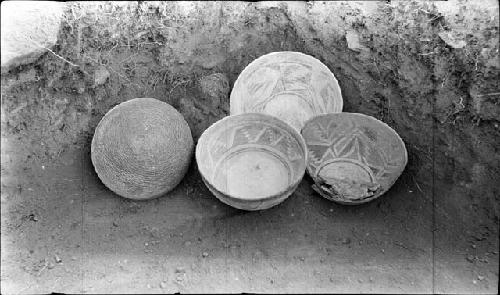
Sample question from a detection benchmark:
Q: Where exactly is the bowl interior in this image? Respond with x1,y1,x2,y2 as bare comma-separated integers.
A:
301,113,408,202
229,51,343,132
196,113,307,201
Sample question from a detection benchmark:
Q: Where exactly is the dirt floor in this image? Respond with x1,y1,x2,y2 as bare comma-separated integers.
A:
1,1,499,293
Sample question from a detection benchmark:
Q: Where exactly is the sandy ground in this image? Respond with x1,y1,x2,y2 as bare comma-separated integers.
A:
1,136,498,293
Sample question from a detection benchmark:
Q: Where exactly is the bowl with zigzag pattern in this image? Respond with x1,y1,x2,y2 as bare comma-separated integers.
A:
301,113,408,205
196,113,308,210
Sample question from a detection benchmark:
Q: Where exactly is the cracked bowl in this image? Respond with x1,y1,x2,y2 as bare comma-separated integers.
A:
230,51,343,132
196,113,308,210
301,113,408,205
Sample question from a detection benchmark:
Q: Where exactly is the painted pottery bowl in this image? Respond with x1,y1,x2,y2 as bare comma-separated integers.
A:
91,97,193,200
301,113,408,205
196,113,308,210
230,51,343,132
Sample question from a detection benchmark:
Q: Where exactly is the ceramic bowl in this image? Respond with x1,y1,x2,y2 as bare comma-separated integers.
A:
230,51,343,132
301,113,408,205
196,113,308,210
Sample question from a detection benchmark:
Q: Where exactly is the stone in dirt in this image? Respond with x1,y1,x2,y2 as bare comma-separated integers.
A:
54,254,62,263
341,237,351,245
346,30,368,51
1,1,65,69
197,73,230,110
438,30,466,49
94,66,110,87
466,254,475,263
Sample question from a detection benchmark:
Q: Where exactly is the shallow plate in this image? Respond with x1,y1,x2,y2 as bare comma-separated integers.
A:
230,51,343,132
301,113,408,205
196,113,308,210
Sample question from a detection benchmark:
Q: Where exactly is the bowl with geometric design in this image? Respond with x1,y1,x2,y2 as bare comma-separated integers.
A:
196,113,308,210
301,113,408,205
230,51,343,132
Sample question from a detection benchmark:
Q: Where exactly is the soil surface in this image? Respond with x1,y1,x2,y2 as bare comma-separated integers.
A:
1,1,498,293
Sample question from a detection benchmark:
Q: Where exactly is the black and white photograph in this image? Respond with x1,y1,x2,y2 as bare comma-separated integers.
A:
1,0,498,293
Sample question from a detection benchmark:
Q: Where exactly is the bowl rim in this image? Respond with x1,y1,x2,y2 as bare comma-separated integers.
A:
196,112,308,202
301,112,408,177
229,51,343,115
301,112,408,204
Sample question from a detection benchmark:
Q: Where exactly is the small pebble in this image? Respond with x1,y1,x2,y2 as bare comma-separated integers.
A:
472,279,477,284
160,281,167,289
342,238,351,245
473,234,486,241
381,249,385,253
471,244,476,249
54,254,62,263
112,222,118,227
466,255,475,263
47,262,55,269
94,66,110,86
202,252,208,258
478,275,485,281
